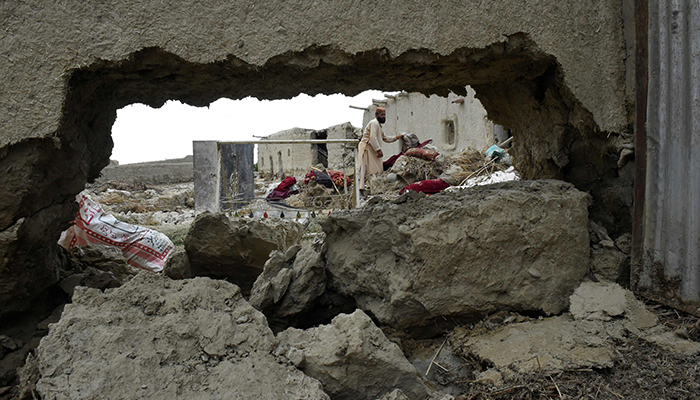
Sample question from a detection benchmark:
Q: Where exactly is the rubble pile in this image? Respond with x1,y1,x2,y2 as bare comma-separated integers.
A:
88,182,195,225
18,274,330,400
286,183,352,210
3,178,699,399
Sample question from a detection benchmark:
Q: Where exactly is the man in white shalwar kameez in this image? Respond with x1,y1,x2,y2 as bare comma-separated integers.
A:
357,107,403,191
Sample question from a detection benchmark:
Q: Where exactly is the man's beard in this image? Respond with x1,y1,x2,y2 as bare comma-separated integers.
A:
377,117,386,124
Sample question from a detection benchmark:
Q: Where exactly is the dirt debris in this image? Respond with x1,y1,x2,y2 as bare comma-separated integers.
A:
17,274,330,400
2,178,699,400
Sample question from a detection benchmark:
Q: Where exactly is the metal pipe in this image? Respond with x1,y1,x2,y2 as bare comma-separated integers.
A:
226,139,358,145
349,105,369,111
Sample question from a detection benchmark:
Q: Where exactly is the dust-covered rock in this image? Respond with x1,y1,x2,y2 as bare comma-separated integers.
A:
21,273,330,400
70,243,141,281
184,212,303,292
588,221,629,283
322,180,590,331
376,389,409,400
161,248,193,279
276,309,430,400
590,247,629,283
55,236,137,299
58,267,123,297
250,238,327,320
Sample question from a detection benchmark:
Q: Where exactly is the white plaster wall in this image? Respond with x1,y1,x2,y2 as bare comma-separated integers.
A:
362,88,495,159
258,128,314,177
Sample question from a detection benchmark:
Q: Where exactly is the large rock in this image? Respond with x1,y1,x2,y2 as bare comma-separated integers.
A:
250,239,327,319
184,212,303,292
20,273,329,400
322,180,590,330
276,310,430,400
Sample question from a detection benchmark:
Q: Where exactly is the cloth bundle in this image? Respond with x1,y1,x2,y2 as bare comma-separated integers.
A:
404,147,439,161
303,170,351,188
267,176,299,200
383,139,435,170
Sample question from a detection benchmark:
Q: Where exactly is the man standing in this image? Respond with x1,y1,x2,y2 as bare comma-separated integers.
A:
358,107,403,191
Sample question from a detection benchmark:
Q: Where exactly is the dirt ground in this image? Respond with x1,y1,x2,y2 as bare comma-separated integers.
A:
388,303,700,400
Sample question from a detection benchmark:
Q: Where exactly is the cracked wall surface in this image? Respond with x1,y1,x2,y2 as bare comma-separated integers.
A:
0,0,630,316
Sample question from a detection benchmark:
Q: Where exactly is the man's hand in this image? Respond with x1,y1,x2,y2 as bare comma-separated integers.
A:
397,134,404,140
376,149,384,158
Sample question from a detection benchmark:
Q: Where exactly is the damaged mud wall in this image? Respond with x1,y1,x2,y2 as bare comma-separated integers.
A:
473,64,635,236
0,0,629,316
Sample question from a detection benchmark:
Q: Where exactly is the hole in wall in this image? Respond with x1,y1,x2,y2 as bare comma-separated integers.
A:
2,36,631,338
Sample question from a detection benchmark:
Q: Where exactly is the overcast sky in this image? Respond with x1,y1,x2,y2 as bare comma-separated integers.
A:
111,90,387,165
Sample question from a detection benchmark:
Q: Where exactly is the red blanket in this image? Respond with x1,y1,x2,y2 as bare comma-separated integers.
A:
267,176,299,200
400,178,450,195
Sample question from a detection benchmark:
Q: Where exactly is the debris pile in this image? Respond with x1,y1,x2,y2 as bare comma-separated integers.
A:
18,274,330,400
1,143,695,400
8,178,700,399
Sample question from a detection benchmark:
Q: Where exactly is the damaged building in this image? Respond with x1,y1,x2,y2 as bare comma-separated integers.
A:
257,87,498,178
258,123,359,177
361,87,498,156
1,0,699,399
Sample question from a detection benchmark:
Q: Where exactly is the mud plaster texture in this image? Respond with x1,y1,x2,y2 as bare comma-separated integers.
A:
322,180,590,333
0,1,629,316
19,273,330,400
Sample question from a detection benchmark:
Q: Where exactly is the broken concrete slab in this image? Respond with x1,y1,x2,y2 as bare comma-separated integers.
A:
457,281,698,378
276,309,430,400
21,273,330,400
640,327,700,357
569,281,700,357
184,212,303,293
322,180,590,331
569,281,628,321
458,315,618,375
